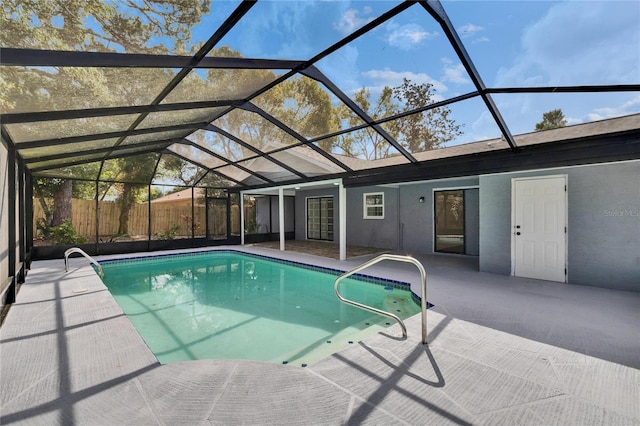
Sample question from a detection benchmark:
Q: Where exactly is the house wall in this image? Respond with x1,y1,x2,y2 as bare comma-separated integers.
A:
269,196,295,233
346,186,401,250
479,160,640,291
255,197,271,233
346,178,479,253
464,188,480,256
295,188,339,241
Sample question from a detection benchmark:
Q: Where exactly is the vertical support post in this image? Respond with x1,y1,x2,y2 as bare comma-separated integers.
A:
147,184,152,250
25,171,33,268
17,158,25,282
226,192,231,241
95,180,100,254
240,192,245,245
339,181,347,261
7,145,16,303
279,187,285,251
205,189,209,243
191,187,195,243
269,196,273,235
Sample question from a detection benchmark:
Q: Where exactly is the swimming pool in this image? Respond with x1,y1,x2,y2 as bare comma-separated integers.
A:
99,250,421,366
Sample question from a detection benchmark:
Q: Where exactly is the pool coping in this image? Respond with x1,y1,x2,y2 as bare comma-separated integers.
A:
98,248,423,366
2,245,639,425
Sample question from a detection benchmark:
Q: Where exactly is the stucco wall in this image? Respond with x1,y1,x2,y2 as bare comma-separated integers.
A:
345,179,480,253
345,186,400,250
268,196,295,233
465,188,480,256
398,178,479,254
255,197,271,233
479,161,640,291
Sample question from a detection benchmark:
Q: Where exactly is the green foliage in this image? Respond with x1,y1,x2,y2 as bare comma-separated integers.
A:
337,87,399,159
535,109,567,131
245,218,258,234
49,219,87,245
0,0,210,54
391,79,463,152
337,79,463,159
154,224,181,240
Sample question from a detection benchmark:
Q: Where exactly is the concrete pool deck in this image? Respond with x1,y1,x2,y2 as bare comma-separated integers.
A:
1,246,639,425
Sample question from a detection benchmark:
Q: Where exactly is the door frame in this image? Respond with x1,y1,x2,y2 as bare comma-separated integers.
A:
510,174,568,282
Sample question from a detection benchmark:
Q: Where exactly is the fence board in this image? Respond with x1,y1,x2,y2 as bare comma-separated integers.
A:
33,199,215,239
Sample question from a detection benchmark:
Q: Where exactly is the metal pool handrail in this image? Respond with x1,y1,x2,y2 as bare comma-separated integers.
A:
334,254,428,344
64,247,104,277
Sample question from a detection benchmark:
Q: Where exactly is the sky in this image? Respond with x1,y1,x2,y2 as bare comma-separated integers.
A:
184,0,640,146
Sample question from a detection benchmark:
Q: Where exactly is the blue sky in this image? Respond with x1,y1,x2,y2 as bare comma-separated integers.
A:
190,0,639,146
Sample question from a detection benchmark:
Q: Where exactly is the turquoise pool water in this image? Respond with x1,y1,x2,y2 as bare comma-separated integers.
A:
99,251,420,366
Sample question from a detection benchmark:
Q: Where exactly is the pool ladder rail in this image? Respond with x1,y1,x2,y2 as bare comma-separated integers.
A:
334,254,428,344
64,247,104,278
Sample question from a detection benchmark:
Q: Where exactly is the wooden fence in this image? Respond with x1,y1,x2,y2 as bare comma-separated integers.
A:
32,199,242,239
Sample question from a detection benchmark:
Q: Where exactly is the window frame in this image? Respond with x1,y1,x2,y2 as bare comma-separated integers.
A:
363,192,384,219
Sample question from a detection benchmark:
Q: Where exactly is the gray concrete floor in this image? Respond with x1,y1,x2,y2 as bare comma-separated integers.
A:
1,246,639,425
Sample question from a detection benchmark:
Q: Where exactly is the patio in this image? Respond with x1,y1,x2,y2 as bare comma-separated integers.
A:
1,246,638,425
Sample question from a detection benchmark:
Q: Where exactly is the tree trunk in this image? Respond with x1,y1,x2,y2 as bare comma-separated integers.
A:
33,183,53,226
117,184,133,235
52,180,72,226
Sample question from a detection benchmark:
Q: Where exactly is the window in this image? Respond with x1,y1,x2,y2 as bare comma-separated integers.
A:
363,192,384,219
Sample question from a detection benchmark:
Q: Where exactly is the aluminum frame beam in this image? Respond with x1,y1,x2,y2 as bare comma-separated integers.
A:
16,122,209,149
420,0,518,151
165,149,246,187
0,47,304,70
301,66,418,164
202,124,307,179
240,102,352,172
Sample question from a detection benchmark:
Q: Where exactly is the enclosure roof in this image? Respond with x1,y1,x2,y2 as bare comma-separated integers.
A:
1,1,639,190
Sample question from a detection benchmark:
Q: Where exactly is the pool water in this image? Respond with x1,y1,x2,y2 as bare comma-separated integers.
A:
99,251,420,366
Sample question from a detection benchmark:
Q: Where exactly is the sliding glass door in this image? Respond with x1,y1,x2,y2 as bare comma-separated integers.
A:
307,197,334,241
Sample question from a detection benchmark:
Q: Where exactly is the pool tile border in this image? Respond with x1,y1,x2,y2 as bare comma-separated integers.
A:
97,249,427,305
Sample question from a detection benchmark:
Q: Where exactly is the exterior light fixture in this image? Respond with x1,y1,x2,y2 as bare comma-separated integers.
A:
418,196,425,203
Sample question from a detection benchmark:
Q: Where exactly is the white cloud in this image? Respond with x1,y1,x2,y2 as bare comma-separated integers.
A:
585,95,640,122
442,62,470,84
384,21,437,51
362,68,448,93
472,36,489,44
458,23,483,37
333,7,373,34
495,1,640,87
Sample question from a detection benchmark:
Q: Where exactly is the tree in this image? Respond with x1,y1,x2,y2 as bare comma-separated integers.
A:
392,79,463,152
255,75,341,152
2,0,211,239
115,153,159,235
535,109,567,131
337,87,399,160
336,79,463,160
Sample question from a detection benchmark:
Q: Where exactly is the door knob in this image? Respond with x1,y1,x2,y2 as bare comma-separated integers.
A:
516,232,521,236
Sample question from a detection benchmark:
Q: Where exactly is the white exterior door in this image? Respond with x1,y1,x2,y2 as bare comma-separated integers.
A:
512,176,566,282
